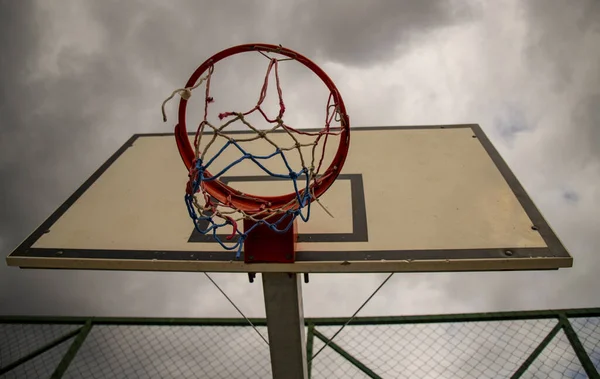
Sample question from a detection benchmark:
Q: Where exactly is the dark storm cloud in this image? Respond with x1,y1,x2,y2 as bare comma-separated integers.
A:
0,0,40,234
280,0,480,65
0,0,137,240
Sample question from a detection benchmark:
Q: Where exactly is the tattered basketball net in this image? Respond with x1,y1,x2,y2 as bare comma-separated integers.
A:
161,44,350,260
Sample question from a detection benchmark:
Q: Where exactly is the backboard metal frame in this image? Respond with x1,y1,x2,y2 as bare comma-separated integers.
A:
5,125,572,273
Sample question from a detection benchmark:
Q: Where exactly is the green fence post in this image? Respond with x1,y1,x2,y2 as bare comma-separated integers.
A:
510,321,562,379
0,327,81,376
313,328,382,379
307,323,314,379
559,314,600,379
51,319,93,379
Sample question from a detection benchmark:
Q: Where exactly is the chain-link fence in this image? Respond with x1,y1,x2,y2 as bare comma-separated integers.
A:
1,308,599,378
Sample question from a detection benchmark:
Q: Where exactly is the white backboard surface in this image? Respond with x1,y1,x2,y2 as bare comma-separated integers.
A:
6,125,572,272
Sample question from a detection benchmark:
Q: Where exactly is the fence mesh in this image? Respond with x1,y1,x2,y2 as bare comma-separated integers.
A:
520,328,585,379
571,317,600,372
311,336,370,379
314,319,559,379
63,325,271,379
1,310,599,379
0,324,75,379
0,324,78,366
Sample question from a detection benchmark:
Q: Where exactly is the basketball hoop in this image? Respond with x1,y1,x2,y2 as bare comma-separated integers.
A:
162,43,350,262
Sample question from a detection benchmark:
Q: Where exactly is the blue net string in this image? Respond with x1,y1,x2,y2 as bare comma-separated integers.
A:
185,138,312,258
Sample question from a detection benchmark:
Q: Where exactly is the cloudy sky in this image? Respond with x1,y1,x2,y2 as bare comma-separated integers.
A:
1,0,599,321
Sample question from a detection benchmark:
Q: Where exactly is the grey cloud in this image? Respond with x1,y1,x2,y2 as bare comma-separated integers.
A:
0,0,47,239
562,190,579,204
493,103,532,147
83,0,479,70
571,94,600,162
523,0,600,162
280,0,480,66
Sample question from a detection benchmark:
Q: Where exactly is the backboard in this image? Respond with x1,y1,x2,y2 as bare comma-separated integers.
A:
6,125,572,273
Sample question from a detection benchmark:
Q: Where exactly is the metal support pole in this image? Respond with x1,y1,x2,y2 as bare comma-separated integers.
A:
262,273,308,379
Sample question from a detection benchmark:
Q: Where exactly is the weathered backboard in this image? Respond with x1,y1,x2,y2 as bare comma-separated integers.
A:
6,125,572,273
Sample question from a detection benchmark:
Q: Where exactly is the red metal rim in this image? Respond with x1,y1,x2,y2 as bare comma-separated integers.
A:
174,43,350,214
